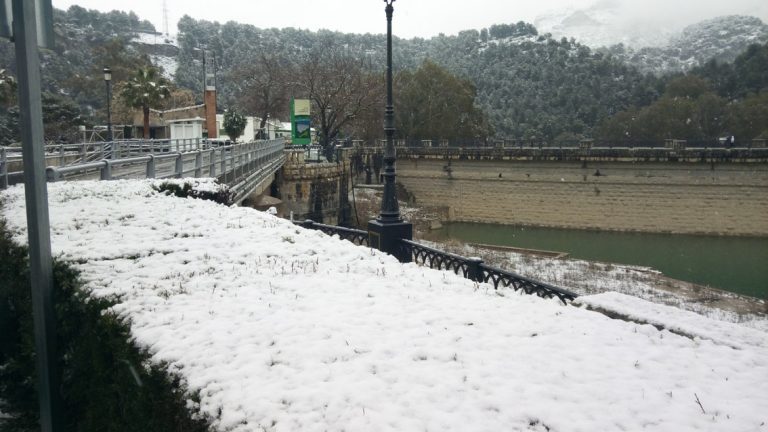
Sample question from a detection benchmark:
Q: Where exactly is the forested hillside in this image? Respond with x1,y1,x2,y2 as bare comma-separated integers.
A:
173,19,659,141
0,6,157,144
597,42,768,143
601,16,768,76
1,6,766,146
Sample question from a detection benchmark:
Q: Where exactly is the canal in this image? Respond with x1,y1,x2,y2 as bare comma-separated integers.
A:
425,223,768,299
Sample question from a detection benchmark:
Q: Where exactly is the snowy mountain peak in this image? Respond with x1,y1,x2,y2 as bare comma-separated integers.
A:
534,2,674,48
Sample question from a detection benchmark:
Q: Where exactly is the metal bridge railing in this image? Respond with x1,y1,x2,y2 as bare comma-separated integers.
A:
2,138,224,173
34,139,286,190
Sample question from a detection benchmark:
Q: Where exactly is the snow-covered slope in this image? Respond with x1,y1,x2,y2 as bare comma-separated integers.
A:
670,15,768,65
534,1,676,49
131,31,180,79
599,15,768,75
2,180,767,431
536,1,768,75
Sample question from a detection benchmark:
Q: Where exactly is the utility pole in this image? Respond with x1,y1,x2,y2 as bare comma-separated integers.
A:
4,0,62,430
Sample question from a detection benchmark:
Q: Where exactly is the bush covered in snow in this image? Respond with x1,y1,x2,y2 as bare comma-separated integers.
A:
0,220,211,431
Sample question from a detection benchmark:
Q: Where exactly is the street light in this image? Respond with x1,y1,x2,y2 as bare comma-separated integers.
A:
367,0,412,263
379,0,399,223
103,66,113,147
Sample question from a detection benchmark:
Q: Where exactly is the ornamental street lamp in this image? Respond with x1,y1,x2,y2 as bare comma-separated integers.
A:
103,66,113,148
379,0,399,223
367,0,412,262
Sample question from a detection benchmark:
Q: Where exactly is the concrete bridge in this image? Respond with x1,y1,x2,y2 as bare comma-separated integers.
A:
1,138,287,204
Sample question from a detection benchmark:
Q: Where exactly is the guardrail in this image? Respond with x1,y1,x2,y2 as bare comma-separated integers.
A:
36,139,286,193
355,145,768,162
297,220,370,246
2,138,224,169
296,219,577,304
400,239,578,304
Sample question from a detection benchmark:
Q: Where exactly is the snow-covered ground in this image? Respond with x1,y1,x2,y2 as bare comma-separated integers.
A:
355,186,767,332
428,241,768,333
132,31,178,47
2,180,768,431
150,54,179,80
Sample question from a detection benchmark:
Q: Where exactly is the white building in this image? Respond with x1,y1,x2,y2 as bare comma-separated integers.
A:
215,115,284,142
167,117,205,141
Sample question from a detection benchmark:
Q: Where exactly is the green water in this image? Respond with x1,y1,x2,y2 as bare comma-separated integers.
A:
426,223,768,299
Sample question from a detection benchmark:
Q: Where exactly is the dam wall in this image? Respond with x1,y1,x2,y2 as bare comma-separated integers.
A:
395,160,768,236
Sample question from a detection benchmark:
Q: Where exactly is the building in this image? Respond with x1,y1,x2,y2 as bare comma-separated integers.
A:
215,115,285,142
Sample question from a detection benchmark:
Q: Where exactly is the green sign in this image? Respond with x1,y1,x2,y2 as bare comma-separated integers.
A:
290,98,311,145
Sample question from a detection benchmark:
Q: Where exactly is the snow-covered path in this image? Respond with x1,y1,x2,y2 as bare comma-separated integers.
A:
2,180,767,432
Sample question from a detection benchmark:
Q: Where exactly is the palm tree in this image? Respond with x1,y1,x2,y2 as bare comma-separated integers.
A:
0,69,17,106
120,67,171,138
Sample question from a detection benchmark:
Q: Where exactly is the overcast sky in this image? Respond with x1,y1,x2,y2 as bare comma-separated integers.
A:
51,0,768,39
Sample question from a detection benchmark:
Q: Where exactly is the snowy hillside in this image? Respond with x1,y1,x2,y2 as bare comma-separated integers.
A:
535,3,674,48
670,16,768,65
2,180,767,431
537,6,768,75
602,15,768,75
131,32,180,79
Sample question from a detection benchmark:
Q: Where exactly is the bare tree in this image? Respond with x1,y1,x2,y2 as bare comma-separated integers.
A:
295,45,382,157
228,54,291,138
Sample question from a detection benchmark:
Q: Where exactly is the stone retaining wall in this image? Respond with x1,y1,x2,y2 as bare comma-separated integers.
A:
396,160,768,236
278,150,352,225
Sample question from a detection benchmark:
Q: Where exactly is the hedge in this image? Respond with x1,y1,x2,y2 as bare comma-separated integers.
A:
0,217,212,431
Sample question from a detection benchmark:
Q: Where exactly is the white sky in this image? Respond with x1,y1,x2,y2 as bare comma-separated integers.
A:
51,0,768,39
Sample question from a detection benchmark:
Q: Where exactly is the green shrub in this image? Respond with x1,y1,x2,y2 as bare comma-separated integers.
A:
152,180,232,205
0,219,212,431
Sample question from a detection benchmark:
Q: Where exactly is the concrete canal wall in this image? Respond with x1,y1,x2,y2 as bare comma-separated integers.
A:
395,160,768,237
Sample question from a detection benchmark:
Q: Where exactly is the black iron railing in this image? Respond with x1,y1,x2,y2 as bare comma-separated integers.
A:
400,239,578,305
298,220,576,304
298,220,369,246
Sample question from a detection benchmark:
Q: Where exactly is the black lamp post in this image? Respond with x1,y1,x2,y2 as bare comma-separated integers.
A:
379,0,399,223
103,66,113,146
368,0,412,262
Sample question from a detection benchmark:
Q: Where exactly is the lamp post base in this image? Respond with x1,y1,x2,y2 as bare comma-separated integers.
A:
368,219,412,263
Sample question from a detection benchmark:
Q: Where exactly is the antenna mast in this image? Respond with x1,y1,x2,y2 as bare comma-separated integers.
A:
162,0,170,36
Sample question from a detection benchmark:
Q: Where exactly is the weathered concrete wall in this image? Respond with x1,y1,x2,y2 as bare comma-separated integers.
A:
396,160,768,236
277,150,352,225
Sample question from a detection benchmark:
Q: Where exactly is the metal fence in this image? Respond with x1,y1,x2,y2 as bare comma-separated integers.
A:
0,139,286,193
298,220,370,246
2,138,233,188
400,239,578,304
297,220,577,304
48,139,283,182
